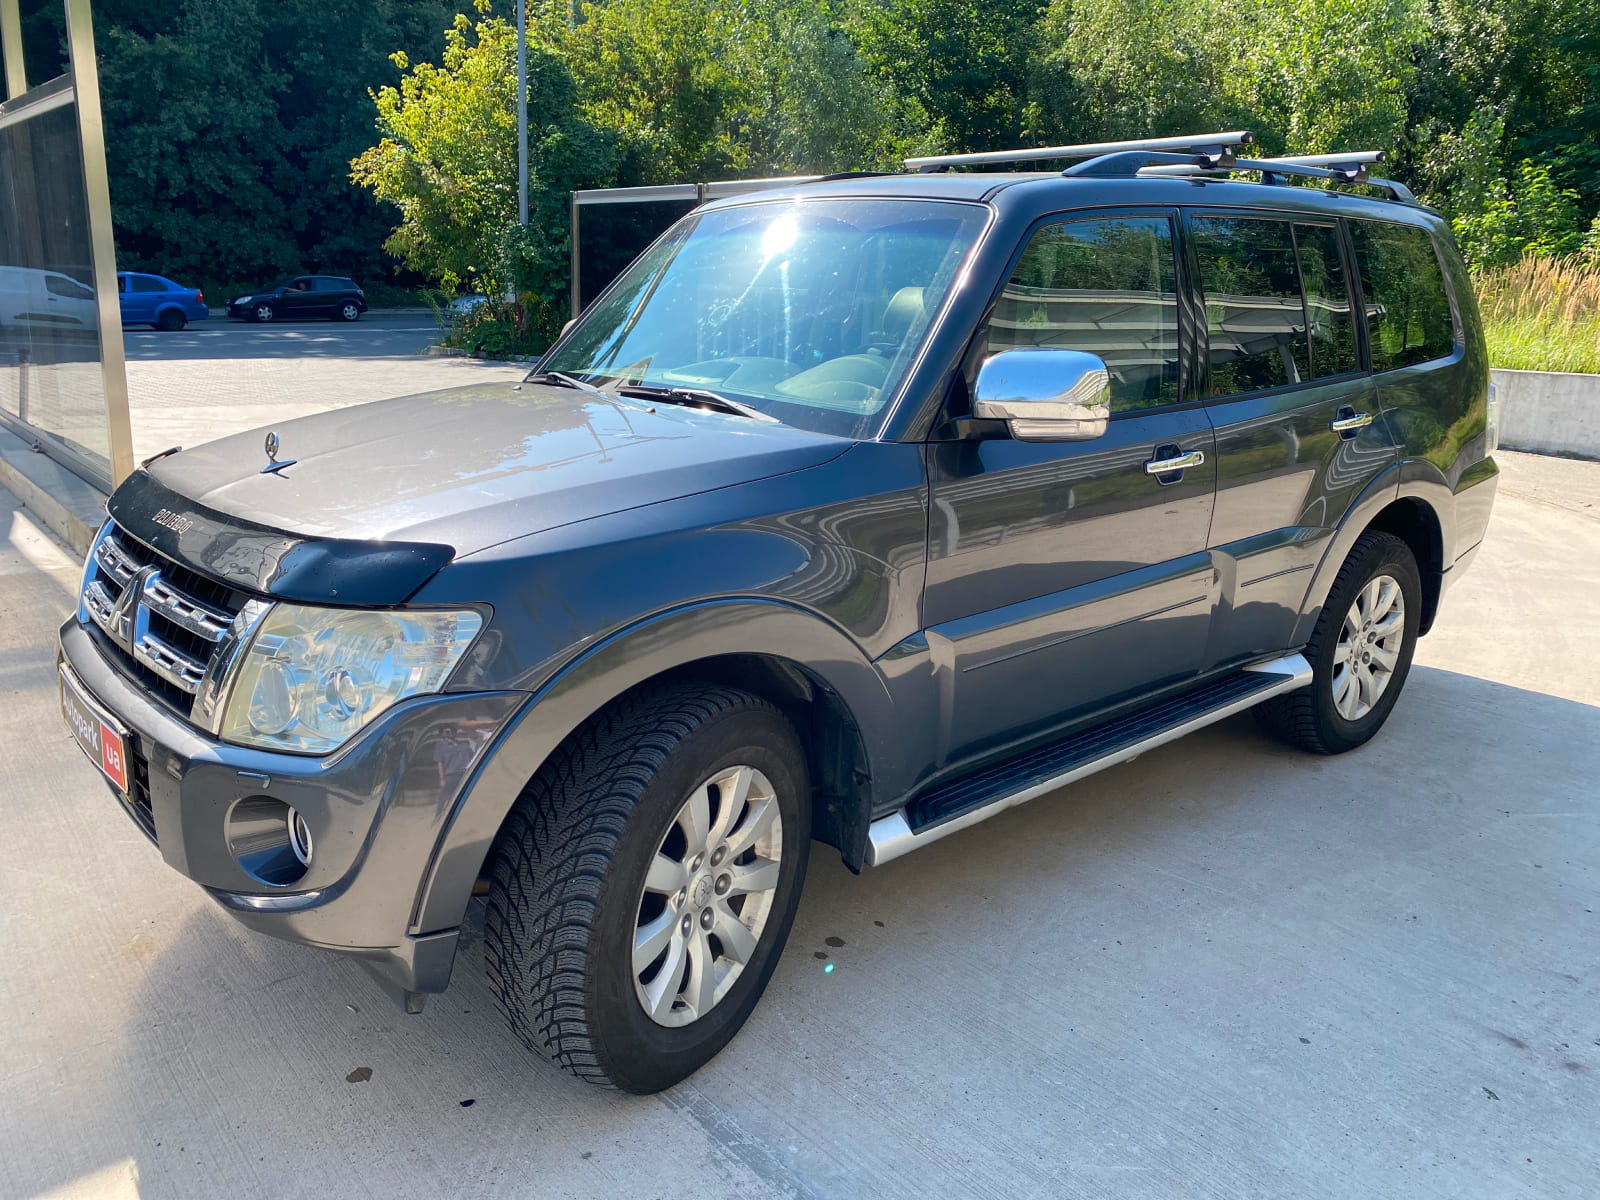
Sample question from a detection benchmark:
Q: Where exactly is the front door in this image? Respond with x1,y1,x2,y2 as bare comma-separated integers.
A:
1188,212,1396,667
924,211,1217,766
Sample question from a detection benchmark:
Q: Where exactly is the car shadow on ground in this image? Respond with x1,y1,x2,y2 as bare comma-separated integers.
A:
16,664,1599,1199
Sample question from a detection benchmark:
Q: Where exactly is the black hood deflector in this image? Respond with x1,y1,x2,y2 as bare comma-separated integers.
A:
108,470,454,607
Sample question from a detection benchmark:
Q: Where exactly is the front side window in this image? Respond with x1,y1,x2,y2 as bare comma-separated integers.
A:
542,198,989,438
1191,215,1309,396
985,215,1181,412
1350,221,1455,371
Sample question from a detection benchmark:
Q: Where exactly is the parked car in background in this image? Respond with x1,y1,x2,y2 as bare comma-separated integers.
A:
227,276,366,323
447,293,490,318
0,265,98,330
118,272,208,331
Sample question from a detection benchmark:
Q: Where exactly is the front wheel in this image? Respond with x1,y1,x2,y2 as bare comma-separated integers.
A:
1258,530,1421,754
251,302,275,323
484,684,810,1093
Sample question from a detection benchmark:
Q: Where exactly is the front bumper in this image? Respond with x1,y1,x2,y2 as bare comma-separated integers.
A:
58,617,525,1005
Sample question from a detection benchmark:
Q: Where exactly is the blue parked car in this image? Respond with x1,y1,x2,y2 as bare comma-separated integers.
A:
118,272,208,331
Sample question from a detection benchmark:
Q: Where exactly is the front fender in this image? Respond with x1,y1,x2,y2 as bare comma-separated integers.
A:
408,598,899,937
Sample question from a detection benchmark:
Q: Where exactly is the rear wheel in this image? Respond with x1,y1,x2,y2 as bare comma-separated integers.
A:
335,301,361,322
484,683,810,1093
155,308,186,332
252,302,275,323
1258,531,1421,754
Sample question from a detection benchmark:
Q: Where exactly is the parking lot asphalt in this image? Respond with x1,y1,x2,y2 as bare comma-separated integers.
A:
2,333,1598,1200
123,310,523,465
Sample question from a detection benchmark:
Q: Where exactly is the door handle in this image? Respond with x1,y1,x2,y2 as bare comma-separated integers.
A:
1330,411,1374,435
1144,449,1205,476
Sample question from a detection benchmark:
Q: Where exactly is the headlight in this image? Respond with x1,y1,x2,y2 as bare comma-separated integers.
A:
235,295,252,305
219,604,483,754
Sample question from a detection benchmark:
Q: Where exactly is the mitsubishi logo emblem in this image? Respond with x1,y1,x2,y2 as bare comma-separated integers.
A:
261,431,297,476
110,564,159,653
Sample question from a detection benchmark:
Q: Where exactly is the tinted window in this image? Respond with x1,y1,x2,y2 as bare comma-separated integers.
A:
1191,215,1308,396
130,275,166,293
46,274,93,299
312,277,346,292
1294,223,1357,377
1350,221,1454,371
986,215,1180,412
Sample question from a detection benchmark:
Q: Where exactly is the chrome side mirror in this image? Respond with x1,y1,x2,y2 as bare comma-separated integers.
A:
972,348,1111,441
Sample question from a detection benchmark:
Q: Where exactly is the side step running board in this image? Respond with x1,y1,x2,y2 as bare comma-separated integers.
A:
865,654,1312,866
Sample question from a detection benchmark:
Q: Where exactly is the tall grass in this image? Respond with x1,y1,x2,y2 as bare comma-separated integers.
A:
1474,256,1600,374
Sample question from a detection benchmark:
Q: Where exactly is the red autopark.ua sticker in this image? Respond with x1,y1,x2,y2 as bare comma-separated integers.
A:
100,724,128,791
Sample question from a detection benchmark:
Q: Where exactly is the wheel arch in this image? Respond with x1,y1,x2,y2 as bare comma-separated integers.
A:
1292,459,1455,645
409,599,897,938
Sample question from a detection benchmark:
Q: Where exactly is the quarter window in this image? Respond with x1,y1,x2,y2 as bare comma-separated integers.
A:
1190,216,1309,396
1350,221,1455,371
986,215,1181,413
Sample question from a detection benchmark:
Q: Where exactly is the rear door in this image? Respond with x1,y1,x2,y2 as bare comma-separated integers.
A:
1187,210,1393,667
924,210,1218,765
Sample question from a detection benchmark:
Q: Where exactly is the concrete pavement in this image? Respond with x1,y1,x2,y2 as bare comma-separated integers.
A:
1,450,1597,1200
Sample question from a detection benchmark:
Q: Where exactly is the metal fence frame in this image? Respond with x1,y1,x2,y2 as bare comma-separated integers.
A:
0,0,132,490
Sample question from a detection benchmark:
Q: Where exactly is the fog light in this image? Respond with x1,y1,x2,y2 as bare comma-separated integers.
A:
226,796,312,887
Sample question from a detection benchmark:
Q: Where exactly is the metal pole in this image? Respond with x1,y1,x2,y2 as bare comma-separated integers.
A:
516,1,528,227
0,0,25,99
569,191,579,319
64,0,133,487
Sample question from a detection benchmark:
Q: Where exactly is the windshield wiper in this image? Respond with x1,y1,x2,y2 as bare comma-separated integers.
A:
523,369,608,395
616,384,778,423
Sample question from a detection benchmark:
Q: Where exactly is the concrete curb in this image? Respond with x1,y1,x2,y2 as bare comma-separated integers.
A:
0,426,108,556
1492,368,1600,461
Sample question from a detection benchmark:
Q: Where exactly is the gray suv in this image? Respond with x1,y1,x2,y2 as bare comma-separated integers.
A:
58,134,1498,1092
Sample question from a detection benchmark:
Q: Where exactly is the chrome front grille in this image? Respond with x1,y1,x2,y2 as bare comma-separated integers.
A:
80,522,252,716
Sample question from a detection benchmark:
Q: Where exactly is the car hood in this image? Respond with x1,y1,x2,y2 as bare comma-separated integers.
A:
147,380,852,556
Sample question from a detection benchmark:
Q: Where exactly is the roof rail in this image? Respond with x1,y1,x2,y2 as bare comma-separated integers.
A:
904,131,1254,172
1138,156,1416,203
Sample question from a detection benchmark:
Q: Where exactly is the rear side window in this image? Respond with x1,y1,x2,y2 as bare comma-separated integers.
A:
1190,215,1309,396
986,215,1180,412
313,277,341,291
1293,223,1358,377
130,275,166,293
1350,221,1455,371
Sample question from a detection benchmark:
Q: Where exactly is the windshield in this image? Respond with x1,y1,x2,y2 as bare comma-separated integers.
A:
542,198,989,438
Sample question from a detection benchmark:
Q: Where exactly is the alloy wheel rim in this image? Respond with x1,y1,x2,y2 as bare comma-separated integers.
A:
632,764,783,1028
1332,573,1405,721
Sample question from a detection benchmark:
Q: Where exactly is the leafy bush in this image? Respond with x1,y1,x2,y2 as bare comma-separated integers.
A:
436,296,548,359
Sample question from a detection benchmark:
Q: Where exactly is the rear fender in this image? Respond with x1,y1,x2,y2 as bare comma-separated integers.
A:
408,598,899,937
1289,459,1454,645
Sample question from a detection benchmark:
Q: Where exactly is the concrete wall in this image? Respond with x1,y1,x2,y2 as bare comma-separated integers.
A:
1491,368,1600,460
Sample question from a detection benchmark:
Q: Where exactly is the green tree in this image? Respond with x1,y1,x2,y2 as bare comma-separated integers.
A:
351,7,613,332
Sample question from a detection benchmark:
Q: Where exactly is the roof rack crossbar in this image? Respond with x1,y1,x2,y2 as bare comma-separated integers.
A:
1255,151,1387,169
1138,157,1415,203
904,130,1253,171
1063,149,1238,178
